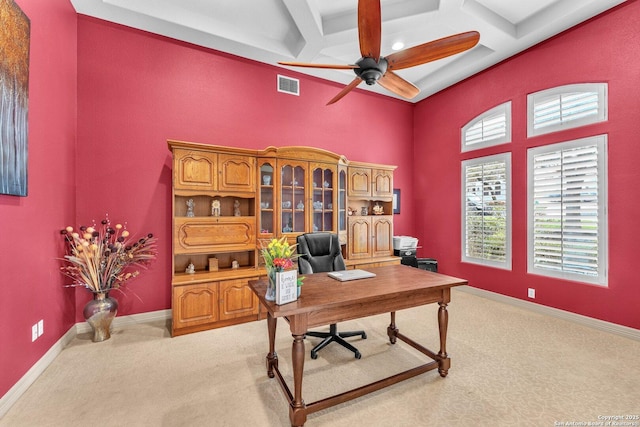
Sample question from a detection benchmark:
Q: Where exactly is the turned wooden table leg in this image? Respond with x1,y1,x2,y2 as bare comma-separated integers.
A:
387,311,398,344
290,332,306,427
266,313,278,378
437,301,450,377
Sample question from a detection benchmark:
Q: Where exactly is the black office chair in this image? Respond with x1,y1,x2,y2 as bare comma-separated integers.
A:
296,232,367,359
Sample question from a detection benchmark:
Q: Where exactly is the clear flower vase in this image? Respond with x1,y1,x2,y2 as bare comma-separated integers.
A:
265,269,277,301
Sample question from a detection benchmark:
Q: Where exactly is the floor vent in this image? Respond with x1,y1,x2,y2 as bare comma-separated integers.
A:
277,75,300,96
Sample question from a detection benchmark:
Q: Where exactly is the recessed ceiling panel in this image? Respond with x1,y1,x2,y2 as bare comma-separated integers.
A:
72,0,627,103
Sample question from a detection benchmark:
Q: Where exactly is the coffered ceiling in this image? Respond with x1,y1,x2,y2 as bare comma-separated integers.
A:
71,0,627,103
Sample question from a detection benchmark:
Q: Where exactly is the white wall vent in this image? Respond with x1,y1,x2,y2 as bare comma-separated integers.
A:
277,75,299,96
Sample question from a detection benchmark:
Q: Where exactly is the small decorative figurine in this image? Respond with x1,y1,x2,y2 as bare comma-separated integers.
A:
211,199,221,217
262,175,271,185
231,260,239,269
185,263,195,274
373,203,384,215
186,199,195,217
348,207,355,216
234,199,241,216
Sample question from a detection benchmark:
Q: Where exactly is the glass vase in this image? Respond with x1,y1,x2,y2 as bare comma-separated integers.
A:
265,269,277,301
83,292,118,342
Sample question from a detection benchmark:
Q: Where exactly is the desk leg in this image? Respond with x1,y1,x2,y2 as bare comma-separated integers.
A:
266,313,278,378
437,301,450,377
290,332,306,427
387,311,398,344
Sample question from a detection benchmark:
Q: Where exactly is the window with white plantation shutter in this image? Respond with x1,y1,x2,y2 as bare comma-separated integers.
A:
527,135,607,285
462,153,511,269
462,102,511,152
528,83,607,137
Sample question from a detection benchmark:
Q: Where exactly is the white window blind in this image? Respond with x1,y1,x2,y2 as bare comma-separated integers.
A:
462,102,511,152
528,135,607,285
462,153,511,269
528,83,607,137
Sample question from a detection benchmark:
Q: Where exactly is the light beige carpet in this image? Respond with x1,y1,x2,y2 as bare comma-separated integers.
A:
1,288,638,427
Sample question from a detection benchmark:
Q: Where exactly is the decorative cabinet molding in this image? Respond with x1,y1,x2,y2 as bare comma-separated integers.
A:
168,140,396,336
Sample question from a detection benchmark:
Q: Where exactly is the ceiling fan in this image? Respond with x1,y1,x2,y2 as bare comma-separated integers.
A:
279,0,480,105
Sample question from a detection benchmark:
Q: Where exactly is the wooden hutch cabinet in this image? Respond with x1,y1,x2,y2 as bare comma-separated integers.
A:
168,140,399,336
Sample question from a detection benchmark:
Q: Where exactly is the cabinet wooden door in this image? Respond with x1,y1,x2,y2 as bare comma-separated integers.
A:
219,278,259,320
347,167,371,198
174,149,217,191
218,154,256,193
372,216,393,257
347,217,372,259
173,283,218,330
372,169,393,198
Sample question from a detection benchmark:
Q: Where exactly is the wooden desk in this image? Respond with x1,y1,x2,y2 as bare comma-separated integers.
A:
249,264,468,427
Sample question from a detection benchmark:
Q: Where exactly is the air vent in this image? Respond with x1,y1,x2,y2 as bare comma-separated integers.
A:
277,75,299,96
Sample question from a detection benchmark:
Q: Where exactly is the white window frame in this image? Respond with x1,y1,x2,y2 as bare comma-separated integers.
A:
527,83,607,137
461,153,512,270
527,135,608,286
462,101,512,152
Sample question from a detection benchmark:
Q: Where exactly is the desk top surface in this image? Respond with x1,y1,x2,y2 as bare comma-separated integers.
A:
249,264,467,319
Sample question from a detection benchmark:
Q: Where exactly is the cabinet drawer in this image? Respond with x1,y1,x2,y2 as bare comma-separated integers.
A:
174,217,256,254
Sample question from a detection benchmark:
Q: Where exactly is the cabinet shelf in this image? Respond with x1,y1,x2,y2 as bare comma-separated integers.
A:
173,266,264,285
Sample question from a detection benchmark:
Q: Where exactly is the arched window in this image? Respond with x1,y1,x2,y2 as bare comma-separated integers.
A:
527,83,607,137
461,102,511,152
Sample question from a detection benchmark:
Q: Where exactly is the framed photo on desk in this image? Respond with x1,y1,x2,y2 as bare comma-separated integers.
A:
275,270,298,305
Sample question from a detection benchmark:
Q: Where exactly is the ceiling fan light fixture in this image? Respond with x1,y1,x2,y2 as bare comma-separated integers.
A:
355,57,388,85
391,41,404,51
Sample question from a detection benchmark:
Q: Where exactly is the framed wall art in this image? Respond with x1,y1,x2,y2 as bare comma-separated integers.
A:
0,0,30,196
393,189,401,214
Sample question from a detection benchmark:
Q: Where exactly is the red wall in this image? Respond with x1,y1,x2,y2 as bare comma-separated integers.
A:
413,0,640,329
75,17,416,321
0,0,77,399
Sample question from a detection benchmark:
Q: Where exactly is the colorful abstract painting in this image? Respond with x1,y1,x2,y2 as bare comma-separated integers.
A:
0,0,30,196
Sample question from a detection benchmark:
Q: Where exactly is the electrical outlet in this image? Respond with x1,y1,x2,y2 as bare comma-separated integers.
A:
31,324,38,342
528,288,536,299
37,319,44,337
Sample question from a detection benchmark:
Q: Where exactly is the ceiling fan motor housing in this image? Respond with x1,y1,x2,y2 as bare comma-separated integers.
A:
355,57,388,85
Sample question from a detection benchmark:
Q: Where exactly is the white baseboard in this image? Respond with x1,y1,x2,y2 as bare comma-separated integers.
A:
457,286,640,341
0,309,171,419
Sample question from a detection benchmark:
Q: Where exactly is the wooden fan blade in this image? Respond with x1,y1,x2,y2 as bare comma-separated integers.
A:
278,61,358,70
377,71,419,100
386,31,480,70
327,78,363,105
358,0,382,60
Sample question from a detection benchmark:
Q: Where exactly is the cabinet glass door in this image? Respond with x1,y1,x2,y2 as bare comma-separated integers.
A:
311,165,335,232
338,169,347,232
258,161,275,236
280,162,306,234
